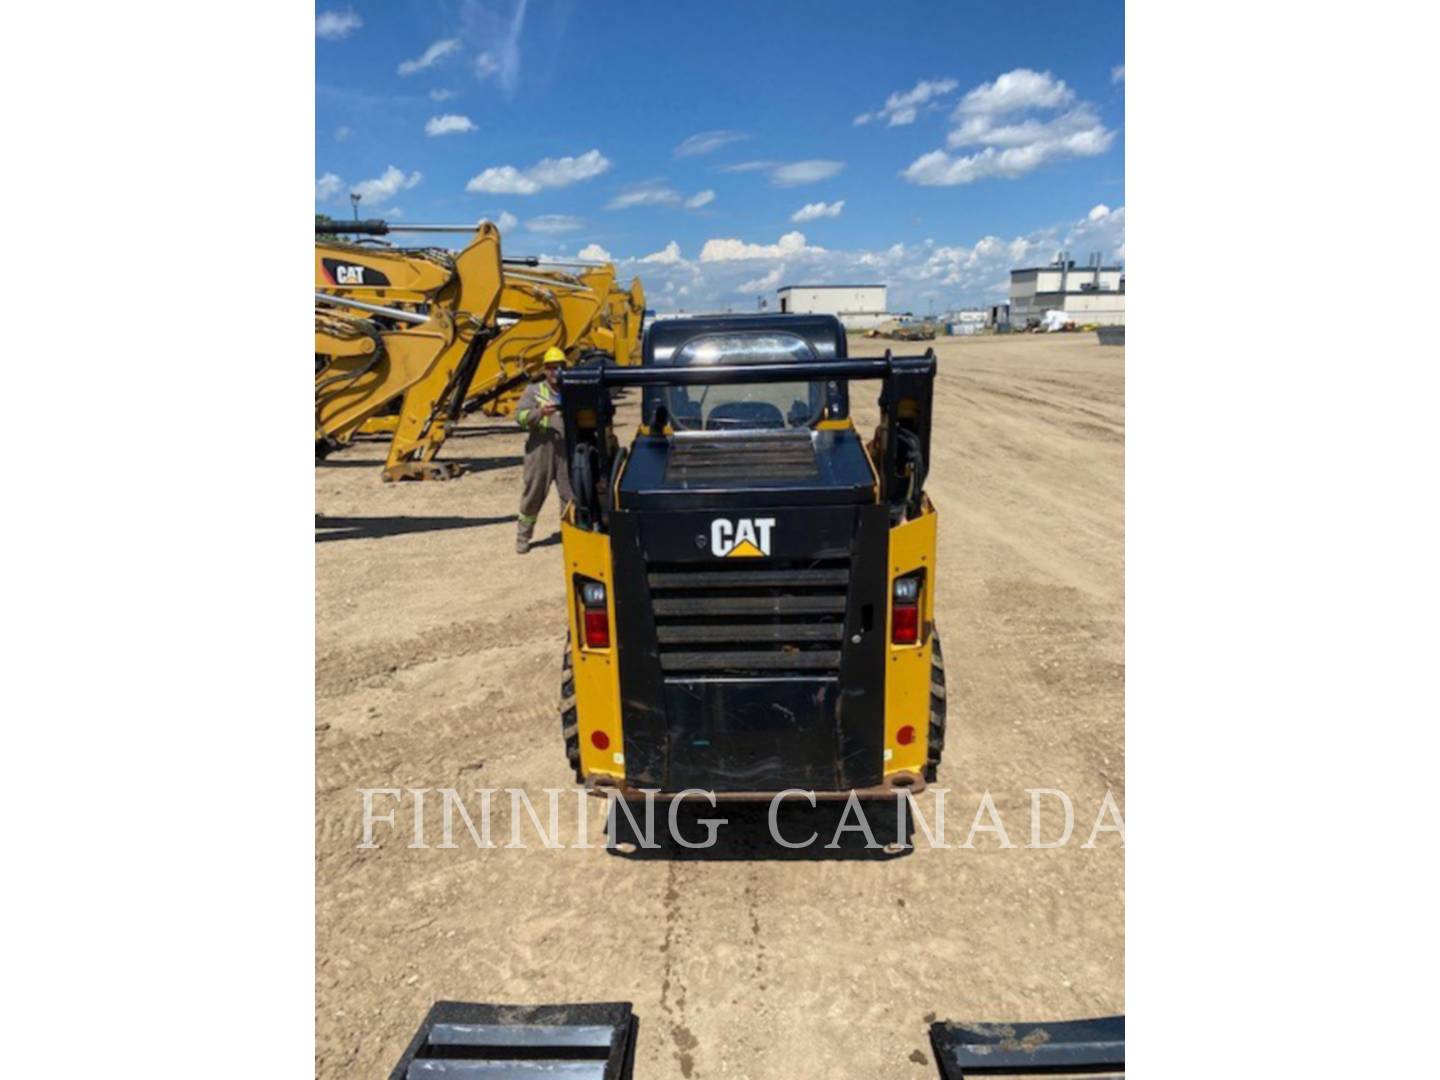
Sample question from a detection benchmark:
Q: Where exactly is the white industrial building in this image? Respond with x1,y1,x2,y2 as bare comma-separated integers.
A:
775,284,888,330
1009,256,1125,327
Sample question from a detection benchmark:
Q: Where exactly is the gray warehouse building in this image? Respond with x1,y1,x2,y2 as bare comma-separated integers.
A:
1009,255,1125,327
776,284,888,330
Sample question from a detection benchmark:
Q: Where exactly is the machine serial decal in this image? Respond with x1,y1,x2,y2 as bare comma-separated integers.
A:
710,517,775,558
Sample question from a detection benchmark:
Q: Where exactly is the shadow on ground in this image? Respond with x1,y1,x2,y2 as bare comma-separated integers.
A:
438,426,523,440
315,455,523,473
316,514,517,543
605,797,915,861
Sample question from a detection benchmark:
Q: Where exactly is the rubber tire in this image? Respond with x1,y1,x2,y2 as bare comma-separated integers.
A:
560,633,582,782
925,629,947,782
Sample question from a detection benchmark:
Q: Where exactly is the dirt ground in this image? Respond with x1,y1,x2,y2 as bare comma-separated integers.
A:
315,331,1124,1078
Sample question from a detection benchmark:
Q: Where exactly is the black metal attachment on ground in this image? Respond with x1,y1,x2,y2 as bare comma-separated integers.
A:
929,1014,1124,1078
389,1000,638,1080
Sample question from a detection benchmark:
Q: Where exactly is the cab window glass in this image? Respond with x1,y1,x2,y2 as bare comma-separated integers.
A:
666,332,821,431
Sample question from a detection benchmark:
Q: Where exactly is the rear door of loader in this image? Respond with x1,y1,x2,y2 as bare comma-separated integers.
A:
609,502,889,792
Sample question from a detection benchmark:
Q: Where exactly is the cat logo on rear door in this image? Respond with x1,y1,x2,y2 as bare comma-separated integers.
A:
710,517,775,558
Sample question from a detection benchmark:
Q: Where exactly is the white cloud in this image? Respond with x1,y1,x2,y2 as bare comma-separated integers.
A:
700,231,823,262
317,167,422,207
1111,64,1125,84
791,200,844,223
525,214,584,234
1089,204,1111,221
617,204,1123,314
353,165,423,204
316,173,343,202
333,126,351,142
674,130,748,157
607,183,682,210
578,243,612,261
470,0,529,97
607,184,715,212
905,120,1114,185
494,211,518,231
467,166,539,195
946,104,1107,150
770,160,845,186
526,149,612,188
398,38,461,76
719,159,845,186
425,114,476,136
903,69,1114,186
1063,204,1126,262
466,149,611,195
430,88,456,102
640,241,686,266
854,77,959,127
316,9,362,40
738,264,786,294
953,68,1074,118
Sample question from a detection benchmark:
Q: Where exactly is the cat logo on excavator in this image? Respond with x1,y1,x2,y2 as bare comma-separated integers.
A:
710,517,774,558
320,257,390,287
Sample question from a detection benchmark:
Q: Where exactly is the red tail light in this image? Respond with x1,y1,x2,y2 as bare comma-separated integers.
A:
577,578,610,648
583,607,610,648
892,603,918,645
892,573,921,644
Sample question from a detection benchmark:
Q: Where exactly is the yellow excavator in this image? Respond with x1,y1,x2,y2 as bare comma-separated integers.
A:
473,265,646,417
317,219,643,478
315,302,455,455
315,222,504,480
473,262,615,418
600,275,646,366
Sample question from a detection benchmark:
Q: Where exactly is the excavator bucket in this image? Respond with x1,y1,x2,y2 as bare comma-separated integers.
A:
928,1015,1124,1078
389,1001,638,1080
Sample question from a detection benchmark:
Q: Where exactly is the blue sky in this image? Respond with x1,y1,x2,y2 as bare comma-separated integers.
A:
316,1,1124,312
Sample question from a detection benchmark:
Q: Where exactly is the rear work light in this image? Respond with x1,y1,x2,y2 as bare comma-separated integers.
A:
577,577,610,648
892,574,922,645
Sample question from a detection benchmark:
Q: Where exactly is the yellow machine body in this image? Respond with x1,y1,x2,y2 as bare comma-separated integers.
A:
314,225,504,479
560,407,942,796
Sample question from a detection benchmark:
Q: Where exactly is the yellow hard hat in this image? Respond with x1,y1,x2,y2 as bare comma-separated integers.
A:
542,347,567,365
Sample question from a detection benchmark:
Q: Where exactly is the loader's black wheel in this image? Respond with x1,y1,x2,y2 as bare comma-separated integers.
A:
560,634,582,782
925,629,947,783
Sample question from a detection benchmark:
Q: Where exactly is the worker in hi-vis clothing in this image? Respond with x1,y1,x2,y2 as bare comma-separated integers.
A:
514,347,574,554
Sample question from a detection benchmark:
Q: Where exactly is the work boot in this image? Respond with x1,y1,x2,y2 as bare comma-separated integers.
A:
515,518,534,554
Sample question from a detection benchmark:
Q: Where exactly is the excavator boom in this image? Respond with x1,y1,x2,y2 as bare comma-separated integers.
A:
314,224,504,479
314,218,645,477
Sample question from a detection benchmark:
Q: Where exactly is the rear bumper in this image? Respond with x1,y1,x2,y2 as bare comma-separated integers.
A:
584,770,927,802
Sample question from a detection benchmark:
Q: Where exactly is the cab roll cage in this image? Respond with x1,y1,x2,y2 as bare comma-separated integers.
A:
558,349,937,529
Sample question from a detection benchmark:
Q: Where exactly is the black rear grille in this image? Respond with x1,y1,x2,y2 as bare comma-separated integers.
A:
665,433,819,483
647,558,850,677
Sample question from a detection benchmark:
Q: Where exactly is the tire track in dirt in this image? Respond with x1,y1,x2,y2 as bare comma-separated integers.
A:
658,861,701,1078
317,614,562,699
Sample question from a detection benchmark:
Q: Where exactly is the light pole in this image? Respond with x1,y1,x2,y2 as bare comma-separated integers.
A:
350,193,361,221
